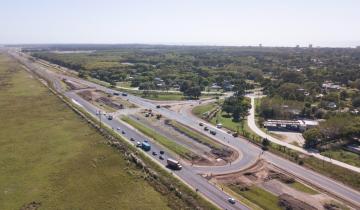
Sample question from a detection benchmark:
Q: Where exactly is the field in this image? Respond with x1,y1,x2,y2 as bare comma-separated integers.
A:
321,149,360,167
168,120,223,150
288,182,318,195
192,102,218,118
229,185,281,210
0,54,172,209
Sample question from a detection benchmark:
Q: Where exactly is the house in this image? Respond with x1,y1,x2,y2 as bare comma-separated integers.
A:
172,84,180,90
210,83,222,91
327,102,337,109
263,119,319,132
322,82,341,91
351,109,359,115
224,84,234,91
316,93,324,98
154,77,164,82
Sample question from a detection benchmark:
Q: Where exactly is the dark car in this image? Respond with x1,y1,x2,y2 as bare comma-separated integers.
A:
152,151,157,156
204,127,209,131
159,155,164,160
122,131,125,134
210,130,216,135
160,150,165,155
199,122,204,126
122,93,128,96
156,105,161,108
228,197,236,204
130,138,135,141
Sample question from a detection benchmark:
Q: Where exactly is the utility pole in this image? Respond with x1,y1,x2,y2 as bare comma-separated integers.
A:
98,110,102,129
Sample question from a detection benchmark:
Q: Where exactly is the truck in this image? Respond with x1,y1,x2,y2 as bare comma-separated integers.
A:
167,158,182,170
141,141,151,151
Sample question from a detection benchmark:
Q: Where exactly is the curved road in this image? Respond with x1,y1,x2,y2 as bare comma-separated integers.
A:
246,95,360,173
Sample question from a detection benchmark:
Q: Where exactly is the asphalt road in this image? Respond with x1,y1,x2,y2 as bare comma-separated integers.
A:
9,50,360,208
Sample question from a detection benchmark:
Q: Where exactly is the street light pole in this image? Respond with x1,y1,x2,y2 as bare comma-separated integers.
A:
98,110,102,129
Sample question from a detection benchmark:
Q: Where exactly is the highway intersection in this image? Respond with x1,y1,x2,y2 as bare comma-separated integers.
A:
9,50,360,210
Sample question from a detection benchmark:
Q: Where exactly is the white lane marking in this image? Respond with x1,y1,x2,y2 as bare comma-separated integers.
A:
72,99,84,108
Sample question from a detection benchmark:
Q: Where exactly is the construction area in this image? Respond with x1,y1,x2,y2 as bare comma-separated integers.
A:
208,160,351,210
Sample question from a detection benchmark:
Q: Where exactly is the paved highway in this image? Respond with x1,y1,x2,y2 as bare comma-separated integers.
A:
10,50,360,208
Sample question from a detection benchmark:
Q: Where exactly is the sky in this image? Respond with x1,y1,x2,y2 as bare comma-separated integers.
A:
1,0,360,47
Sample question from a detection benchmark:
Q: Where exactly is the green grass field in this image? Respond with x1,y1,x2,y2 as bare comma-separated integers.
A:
121,116,196,160
168,120,223,150
321,149,360,167
142,93,185,101
192,103,217,117
0,54,173,210
210,112,242,131
229,185,281,210
288,182,318,195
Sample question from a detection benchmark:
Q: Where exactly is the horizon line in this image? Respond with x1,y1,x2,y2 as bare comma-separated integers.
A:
2,42,360,49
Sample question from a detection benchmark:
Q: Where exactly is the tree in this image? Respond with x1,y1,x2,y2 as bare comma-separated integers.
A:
340,90,348,101
280,71,305,84
352,96,360,108
109,80,116,87
222,96,251,122
232,81,246,98
262,138,270,150
303,128,322,148
78,70,87,78
278,83,302,100
184,85,202,99
180,80,202,99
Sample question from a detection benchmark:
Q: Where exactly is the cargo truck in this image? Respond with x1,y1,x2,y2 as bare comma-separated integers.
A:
167,158,182,170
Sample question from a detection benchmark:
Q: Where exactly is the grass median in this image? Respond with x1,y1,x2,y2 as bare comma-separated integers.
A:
121,116,196,160
288,181,318,195
167,120,223,150
229,185,281,210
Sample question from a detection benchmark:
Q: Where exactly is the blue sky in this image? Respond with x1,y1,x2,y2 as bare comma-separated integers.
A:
1,0,359,47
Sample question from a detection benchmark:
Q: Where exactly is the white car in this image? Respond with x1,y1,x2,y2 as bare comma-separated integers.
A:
116,127,121,130
136,142,142,147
